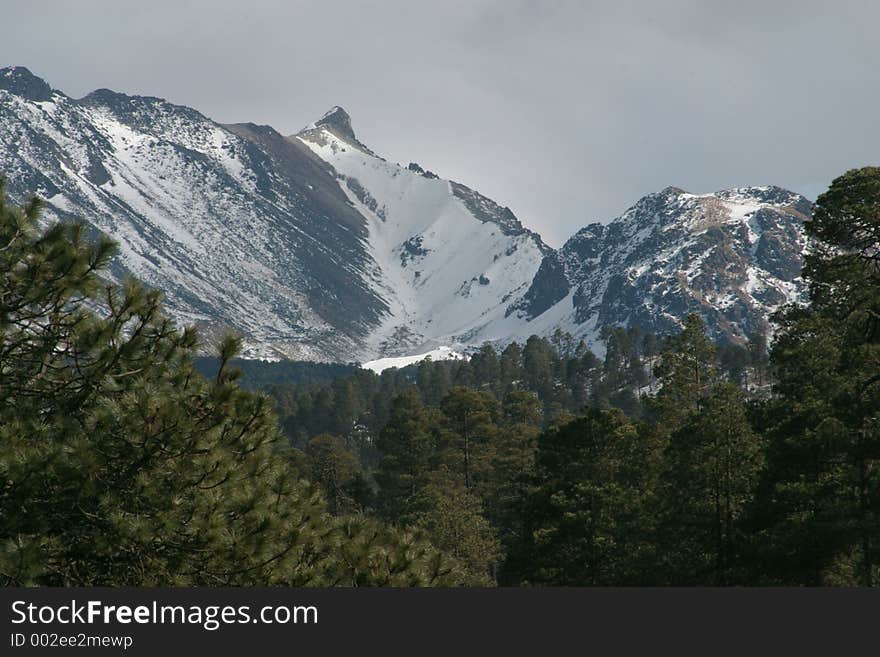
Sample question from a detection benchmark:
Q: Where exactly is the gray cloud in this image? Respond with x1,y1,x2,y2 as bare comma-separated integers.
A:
3,0,879,245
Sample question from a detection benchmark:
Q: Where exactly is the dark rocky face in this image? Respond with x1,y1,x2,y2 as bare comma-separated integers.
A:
508,252,570,319
315,106,356,142
0,66,55,102
308,105,376,156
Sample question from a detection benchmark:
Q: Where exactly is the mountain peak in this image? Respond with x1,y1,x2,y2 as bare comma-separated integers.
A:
659,185,687,196
315,105,357,143
0,66,55,101
298,105,376,155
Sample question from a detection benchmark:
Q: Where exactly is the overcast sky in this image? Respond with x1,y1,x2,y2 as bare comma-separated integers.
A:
3,0,879,245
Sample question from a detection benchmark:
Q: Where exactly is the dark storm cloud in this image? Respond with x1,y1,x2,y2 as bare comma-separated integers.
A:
3,0,879,245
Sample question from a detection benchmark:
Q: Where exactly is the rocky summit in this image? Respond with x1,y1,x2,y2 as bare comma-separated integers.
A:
511,185,811,348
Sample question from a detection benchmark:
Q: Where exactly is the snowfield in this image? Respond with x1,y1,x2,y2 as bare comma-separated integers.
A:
361,346,465,373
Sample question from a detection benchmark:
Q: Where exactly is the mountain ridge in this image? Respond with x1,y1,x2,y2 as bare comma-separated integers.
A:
0,67,811,360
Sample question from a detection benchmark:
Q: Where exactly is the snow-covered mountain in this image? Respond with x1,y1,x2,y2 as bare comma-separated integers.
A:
0,67,547,360
295,106,549,357
0,66,392,360
0,67,811,360
508,186,811,349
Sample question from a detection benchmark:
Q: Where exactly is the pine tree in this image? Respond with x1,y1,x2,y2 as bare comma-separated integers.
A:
406,471,501,586
486,392,542,583
374,389,440,520
439,387,498,491
523,335,556,401
658,383,764,584
470,343,501,391
416,357,436,403
651,313,718,429
326,516,464,586
521,409,655,585
0,183,322,584
751,310,853,584
304,434,364,515
499,342,525,394
755,168,880,585
746,330,770,388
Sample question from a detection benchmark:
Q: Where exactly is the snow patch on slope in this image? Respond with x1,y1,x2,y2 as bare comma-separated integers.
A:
361,346,465,373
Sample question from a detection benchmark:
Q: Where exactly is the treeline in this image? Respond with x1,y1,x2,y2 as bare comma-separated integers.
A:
269,326,769,447
266,168,880,586
193,356,357,390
